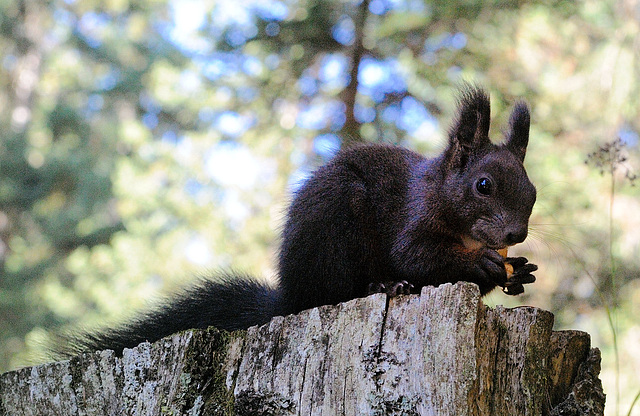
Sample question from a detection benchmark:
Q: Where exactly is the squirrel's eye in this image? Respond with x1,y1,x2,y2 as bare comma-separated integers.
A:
476,177,493,196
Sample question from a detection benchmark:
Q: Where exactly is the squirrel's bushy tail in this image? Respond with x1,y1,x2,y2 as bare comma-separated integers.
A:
56,273,282,357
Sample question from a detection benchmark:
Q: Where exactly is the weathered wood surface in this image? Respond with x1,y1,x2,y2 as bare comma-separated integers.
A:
0,282,605,415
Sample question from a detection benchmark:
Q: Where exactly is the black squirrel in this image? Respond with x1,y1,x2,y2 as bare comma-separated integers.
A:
62,86,537,356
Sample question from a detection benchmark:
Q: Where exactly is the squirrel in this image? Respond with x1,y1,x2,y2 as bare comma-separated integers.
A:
61,86,537,356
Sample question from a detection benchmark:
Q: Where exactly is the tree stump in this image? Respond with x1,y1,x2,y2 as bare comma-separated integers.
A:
0,282,605,415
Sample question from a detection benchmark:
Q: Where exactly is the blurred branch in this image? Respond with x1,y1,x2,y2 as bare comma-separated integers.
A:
57,223,126,254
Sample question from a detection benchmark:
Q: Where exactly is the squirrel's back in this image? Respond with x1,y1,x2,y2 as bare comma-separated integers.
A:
278,144,424,313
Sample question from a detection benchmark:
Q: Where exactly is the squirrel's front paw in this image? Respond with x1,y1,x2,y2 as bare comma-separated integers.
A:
367,280,414,297
478,248,508,288
502,257,537,295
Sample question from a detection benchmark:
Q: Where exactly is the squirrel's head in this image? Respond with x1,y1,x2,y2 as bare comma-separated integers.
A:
440,86,536,250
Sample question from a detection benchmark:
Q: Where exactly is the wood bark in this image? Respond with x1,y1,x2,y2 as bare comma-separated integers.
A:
0,282,605,415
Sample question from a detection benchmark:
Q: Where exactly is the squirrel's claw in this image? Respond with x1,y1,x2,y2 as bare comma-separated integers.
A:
502,282,525,295
367,280,414,297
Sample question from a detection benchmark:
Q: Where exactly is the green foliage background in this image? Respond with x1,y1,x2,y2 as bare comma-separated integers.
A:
1,0,639,413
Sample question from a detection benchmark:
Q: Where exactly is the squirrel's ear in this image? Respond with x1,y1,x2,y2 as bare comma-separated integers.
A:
445,86,492,168
504,101,530,162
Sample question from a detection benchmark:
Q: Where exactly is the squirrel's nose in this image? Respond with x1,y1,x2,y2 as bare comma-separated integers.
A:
506,227,528,245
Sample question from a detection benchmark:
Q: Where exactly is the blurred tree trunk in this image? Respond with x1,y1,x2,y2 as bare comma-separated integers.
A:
1,0,45,260
340,0,370,145
0,282,604,415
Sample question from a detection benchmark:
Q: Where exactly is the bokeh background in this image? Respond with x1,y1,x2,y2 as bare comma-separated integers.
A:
1,0,639,414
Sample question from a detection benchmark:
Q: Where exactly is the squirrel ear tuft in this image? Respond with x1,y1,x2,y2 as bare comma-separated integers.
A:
445,86,492,169
448,86,491,149
504,101,530,162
